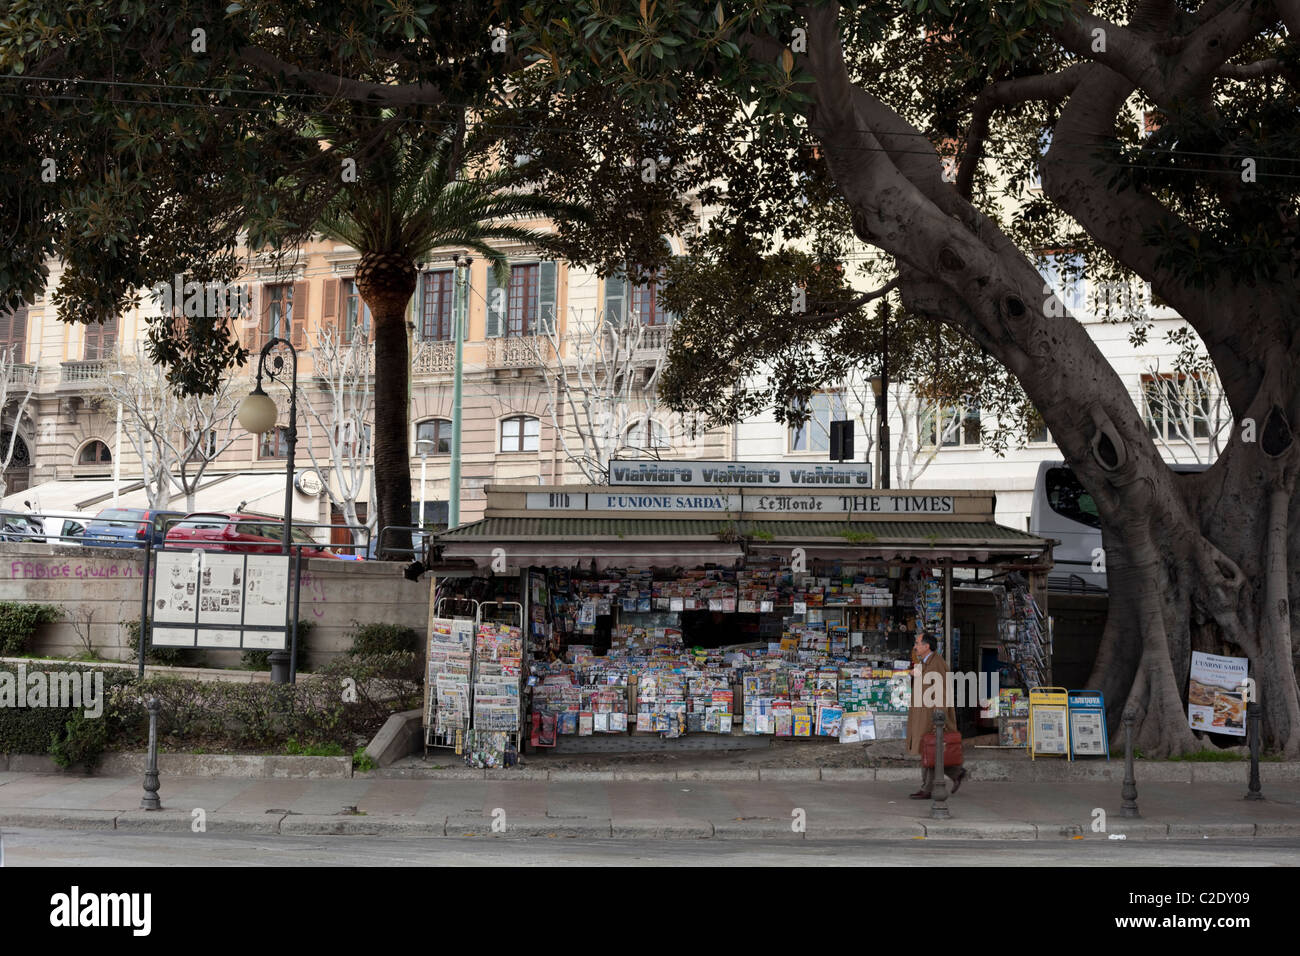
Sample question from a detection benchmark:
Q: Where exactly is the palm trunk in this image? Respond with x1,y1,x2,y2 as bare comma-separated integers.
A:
355,252,417,559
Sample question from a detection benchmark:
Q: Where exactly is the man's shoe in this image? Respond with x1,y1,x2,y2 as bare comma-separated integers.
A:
951,769,967,794
908,790,931,799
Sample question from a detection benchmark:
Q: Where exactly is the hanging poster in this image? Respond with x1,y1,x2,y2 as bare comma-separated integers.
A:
196,552,245,627
154,550,201,624
243,554,291,627
1067,690,1108,758
1188,651,1248,737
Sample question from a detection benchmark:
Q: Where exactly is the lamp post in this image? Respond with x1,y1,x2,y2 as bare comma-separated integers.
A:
237,337,298,684
449,254,472,531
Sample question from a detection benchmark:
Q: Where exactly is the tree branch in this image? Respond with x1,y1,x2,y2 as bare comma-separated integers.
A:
237,45,449,106
957,66,1086,200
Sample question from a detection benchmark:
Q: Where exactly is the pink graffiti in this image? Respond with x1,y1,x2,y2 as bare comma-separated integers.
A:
10,560,137,580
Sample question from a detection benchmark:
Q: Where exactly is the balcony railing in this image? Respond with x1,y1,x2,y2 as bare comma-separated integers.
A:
635,324,672,352
413,339,455,375
60,360,110,385
5,363,37,388
486,335,549,369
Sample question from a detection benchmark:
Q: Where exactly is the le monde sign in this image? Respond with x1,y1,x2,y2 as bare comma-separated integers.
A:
527,490,956,515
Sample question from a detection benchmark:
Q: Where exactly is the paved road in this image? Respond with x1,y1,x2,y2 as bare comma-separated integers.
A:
3,828,1298,866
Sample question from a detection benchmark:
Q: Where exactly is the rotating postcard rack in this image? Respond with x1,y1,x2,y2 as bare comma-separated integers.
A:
424,597,479,752
464,601,525,769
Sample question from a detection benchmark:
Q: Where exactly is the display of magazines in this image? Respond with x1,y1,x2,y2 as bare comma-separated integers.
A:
996,584,1050,690
472,620,524,735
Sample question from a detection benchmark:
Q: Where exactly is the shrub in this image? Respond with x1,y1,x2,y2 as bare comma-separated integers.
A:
50,709,110,769
0,664,137,761
347,621,419,656
0,603,65,655
241,620,314,672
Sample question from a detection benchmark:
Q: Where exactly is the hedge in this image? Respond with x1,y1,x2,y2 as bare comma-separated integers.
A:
0,602,65,655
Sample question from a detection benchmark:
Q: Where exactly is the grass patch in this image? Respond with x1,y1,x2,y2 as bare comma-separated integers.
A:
352,747,377,773
284,737,346,758
1166,749,1246,762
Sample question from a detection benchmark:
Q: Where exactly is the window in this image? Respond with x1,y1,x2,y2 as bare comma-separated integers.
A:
259,426,290,459
335,422,370,457
500,415,539,453
789,392,848,453
185,430,218,461
342,279,372,344
79,440,112,464
261,283,296,347
630,273,674,326
83,315,119,360
1026,412,1050,444
0,305,29,362
1,431,30,468
486,260,557,338
419,270,454,341
1143,374,1212,441
1045,467,1101,529
921,404,980,447
415,419,452,454
626,418,669,450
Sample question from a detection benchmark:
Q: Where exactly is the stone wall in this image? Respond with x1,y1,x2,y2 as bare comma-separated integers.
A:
0,543,430,669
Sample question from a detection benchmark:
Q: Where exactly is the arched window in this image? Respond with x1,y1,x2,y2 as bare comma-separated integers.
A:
78,440,112,465
500,415,539,453
626,418,669,450
415,419,452,454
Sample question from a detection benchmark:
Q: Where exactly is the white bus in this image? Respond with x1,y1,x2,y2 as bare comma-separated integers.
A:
1030,460,1208,592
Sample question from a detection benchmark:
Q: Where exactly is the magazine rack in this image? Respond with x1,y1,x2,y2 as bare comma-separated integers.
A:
464,601,525,768
424,598,480,753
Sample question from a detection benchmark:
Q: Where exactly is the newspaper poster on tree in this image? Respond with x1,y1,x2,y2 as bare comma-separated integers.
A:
1187,651,1248,737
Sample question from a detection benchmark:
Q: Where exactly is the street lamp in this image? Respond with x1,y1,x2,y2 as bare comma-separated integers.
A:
237,337,298,684
869,309,891,489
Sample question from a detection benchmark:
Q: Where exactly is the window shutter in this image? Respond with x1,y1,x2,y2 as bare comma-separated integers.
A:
321,278,338,336
604,275,626,329
259,285,272,349
12,307,26,361
538,261,557,335
486,263,507,338
103,314,118,355
413,273,426,340
291,281,309,348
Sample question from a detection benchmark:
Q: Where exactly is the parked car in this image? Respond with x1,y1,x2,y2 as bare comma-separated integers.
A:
164,512,345,560
0,509,43,542
25,511,96,544
82,507,186,548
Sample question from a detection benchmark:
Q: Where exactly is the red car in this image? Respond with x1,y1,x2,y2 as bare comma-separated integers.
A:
165,512,345,559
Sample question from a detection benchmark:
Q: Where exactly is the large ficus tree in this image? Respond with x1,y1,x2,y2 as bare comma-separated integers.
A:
502,0,1300,755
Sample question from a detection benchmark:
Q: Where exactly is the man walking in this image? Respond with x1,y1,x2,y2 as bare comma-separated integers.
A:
906,633,967,799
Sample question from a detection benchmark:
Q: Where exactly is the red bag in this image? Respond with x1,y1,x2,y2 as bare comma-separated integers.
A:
921,730,963,768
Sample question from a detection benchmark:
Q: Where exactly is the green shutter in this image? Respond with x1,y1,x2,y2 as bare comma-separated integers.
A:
539,261,557,335
413,273,425,340
486,262,507,338
604,274,627,329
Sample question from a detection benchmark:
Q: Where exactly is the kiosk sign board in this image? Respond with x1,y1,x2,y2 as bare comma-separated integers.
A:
1028,687,1070,758
608,459,874,488
1067,690,1109,759
1187,651,1248,737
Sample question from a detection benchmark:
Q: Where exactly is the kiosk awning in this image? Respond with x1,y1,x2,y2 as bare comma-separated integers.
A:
436,516,1050,570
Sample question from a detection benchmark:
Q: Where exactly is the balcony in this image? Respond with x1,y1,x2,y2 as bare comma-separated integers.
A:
59,360,111,386
4,363,37,389
630,323,673,365
413,340,455,376
486,335,550,369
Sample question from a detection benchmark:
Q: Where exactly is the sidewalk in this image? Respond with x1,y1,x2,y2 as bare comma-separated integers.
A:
2,769,1297,840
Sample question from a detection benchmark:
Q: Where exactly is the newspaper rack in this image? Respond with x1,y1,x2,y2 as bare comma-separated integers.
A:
424,598,480,752
464,601,526,768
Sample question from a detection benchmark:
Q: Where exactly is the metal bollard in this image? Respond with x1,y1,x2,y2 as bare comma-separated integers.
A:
1245,701,1263,801
1120,707,1139,818
141,697,162,810
931,709,951,820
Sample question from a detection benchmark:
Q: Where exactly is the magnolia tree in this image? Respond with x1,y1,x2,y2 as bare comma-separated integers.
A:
297,326,374,549
529,308,674,484
103,347,241,511
0,346,35,499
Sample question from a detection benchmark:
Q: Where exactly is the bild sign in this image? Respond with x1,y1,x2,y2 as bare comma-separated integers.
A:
607,459,874,488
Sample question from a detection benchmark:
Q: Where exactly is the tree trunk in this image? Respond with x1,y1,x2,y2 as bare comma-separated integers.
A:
354,252,416,559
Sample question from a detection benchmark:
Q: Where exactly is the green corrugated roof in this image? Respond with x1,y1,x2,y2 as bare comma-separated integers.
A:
437,517,1045,544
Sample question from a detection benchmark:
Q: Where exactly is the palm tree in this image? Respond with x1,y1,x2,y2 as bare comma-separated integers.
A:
313,116,582,555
